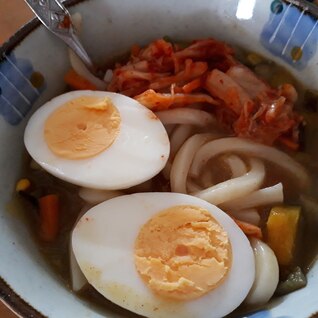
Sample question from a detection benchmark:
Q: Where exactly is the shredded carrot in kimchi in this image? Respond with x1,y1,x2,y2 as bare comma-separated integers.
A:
66,38,302,148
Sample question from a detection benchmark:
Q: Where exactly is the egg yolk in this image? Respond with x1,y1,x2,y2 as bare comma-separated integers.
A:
44,96,121,159
134,205,232,301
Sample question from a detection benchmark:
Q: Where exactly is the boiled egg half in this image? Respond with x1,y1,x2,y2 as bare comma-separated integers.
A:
72,192,255,318
24,91,170,189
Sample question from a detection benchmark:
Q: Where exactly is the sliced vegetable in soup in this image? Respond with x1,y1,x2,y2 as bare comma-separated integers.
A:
14,36,318,318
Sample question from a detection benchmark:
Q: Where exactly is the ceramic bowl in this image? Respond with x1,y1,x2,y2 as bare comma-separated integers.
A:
0,0,317,317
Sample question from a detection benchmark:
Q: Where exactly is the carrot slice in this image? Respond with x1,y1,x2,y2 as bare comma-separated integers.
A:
234,218,263,239
64,69,97,90
38,194,60,242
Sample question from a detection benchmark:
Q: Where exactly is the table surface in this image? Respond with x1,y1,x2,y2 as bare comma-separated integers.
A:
0,1,34,316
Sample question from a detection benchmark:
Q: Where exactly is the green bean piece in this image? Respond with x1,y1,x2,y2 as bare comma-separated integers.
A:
275,267,307,296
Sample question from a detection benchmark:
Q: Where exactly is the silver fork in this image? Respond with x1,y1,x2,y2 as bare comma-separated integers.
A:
24,0,97,76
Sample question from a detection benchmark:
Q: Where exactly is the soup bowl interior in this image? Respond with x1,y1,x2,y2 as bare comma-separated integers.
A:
0,0,317,317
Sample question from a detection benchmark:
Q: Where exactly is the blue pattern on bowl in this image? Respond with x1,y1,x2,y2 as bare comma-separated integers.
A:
245,309,273,318
261,0,318,69
245,309,292,318
0,53,45,125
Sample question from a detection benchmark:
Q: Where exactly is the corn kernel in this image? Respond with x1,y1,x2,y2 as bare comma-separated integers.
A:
247,53,264,66
16,179,31,192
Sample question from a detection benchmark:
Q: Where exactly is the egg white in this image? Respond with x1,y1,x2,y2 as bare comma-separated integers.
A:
24,91,170,190
72,192,255,318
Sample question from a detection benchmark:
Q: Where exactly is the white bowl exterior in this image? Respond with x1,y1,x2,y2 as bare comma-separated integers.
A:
0,0,318,317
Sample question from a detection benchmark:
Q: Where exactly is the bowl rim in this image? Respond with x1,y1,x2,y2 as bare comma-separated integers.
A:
0,276,44,318
0,1,85,317
1,0,318,317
